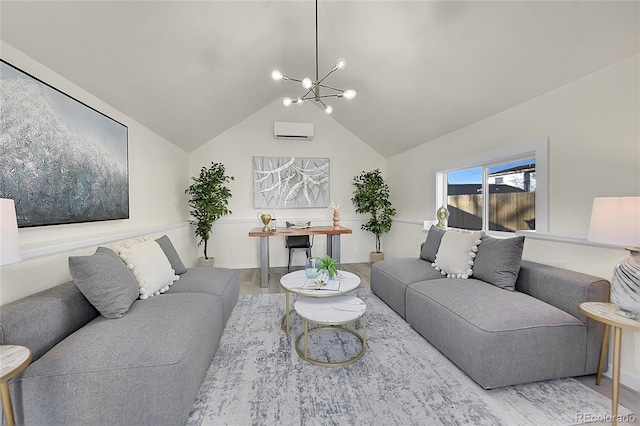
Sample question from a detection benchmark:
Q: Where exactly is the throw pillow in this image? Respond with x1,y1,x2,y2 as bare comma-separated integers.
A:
420,225,446,262
432,230,485,279
155,235,187,275
69,247,139,319
473,235,525,291
113,237,179,300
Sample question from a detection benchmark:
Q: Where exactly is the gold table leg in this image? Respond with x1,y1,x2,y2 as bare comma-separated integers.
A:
285,292,290,335
612,326,622,426
596,324,610,386
0,381,15,426
304,319,309,359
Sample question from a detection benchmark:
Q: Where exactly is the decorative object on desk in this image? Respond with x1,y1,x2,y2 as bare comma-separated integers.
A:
351,169,396,263
588,196,640,317
0,199,21,265
304,257,320,279
258,212,274,232
185,162,234,265
253,156,329,208
0,60,128,227
330,200,342,229
270,0,356,115
286,221,311,229
436,206,450,228
318,256,339,278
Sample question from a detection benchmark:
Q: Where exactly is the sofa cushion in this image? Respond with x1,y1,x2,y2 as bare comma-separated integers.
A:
420,225,446,262
371,258,443,319
14,293,224,426
473,235,525,291
406,278,586,388
433,231,484,279
113,237,179,299
167,267,239,324
155,235,187,274
69,247,139,319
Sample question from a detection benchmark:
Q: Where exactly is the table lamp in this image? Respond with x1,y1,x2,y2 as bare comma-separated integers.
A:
588,196,640,318
0,198,21,265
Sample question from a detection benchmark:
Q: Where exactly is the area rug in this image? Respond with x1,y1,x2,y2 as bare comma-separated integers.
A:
187,290,631,426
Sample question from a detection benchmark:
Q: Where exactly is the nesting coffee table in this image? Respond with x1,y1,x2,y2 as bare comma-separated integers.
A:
279,269,361,334
294,295,366,367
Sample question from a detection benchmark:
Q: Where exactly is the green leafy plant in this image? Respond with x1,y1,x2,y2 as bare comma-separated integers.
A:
351,169,396,253
185,162,234,259
317,256,339,278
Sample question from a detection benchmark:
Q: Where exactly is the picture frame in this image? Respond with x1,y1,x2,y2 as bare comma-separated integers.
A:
0,59,129,227
253,156,329,208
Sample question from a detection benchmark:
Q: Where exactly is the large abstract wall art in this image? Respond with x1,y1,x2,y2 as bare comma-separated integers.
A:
253,157,329,208
0,60,129,227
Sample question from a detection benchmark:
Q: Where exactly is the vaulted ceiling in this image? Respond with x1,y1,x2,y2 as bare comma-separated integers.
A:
1,1,638,157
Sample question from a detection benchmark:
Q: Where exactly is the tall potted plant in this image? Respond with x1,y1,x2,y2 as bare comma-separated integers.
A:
351,169,396,263
185,162,234,267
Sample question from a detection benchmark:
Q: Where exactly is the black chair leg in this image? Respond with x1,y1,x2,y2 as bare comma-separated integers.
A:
288,249,293,272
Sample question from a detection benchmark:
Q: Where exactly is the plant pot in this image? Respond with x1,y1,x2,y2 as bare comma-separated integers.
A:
370,252,384,264
197,257,215,268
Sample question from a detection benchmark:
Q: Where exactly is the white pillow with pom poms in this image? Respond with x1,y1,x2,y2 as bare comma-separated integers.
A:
432,231,485,279
113,237,179,300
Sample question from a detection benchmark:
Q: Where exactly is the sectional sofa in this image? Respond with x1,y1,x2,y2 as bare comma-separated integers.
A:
0,236,239,425
371,226,610,389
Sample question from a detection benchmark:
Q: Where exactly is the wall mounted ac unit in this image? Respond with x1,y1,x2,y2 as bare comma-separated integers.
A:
273,122,314,140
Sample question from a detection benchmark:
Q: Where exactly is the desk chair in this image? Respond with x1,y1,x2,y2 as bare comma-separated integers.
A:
285,222,314,272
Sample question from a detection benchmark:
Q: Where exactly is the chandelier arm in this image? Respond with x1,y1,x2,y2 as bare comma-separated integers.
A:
317,68,337,86
285,77,304,84
316,83,344,92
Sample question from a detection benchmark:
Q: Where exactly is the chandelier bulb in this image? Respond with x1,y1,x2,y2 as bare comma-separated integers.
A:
297,97,304,105
324,105,333,115
271,70,284,81
336,58,347,70
302,78,313,89
343,89,357,100
282,97,292,107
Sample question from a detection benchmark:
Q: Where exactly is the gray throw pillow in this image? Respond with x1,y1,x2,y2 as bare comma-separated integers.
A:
420,225,446,262
156,235,187,275
473,235,525,291
69,247,139,318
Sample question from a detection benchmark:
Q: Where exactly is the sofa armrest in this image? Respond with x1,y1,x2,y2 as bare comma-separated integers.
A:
515,260,610,323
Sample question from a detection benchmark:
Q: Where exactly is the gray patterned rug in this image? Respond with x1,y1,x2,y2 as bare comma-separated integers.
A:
187,290,630,426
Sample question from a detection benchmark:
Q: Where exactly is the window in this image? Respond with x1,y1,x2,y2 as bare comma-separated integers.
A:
436,138,548,233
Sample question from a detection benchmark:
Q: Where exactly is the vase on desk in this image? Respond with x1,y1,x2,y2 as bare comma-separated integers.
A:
333,209,340,229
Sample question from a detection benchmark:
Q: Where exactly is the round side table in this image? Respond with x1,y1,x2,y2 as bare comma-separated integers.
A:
294,295,366,367
0,345,32,426
579,302,640,426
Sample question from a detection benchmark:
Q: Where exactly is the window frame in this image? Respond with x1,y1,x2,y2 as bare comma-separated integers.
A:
435,137,549,234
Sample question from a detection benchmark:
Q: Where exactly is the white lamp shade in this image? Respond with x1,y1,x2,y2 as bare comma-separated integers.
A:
0,199,21,265
588,197,640,247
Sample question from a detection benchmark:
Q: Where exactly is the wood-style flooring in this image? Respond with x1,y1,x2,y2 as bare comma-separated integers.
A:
238,262,639,414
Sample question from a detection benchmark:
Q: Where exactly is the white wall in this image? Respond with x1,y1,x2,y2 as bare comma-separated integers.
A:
188,99,386,268
385,54,640,390
0,43,197,304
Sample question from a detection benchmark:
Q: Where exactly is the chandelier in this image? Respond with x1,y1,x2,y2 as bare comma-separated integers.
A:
270,0,356,115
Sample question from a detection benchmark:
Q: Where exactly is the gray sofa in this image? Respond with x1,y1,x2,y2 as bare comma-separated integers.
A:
0,265,239,425
371,231,610,389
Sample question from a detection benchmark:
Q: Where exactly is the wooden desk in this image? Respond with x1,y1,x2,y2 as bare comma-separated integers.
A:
248,226,352,288
579,302,640,426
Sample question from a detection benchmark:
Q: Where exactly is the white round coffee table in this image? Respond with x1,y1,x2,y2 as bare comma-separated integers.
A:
280,269,360,334
294,295,366,367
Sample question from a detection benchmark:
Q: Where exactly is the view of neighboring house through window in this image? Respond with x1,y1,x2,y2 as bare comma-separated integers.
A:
446,159,536,232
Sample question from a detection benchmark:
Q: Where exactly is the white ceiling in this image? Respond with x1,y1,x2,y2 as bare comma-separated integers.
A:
1,1,638,158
